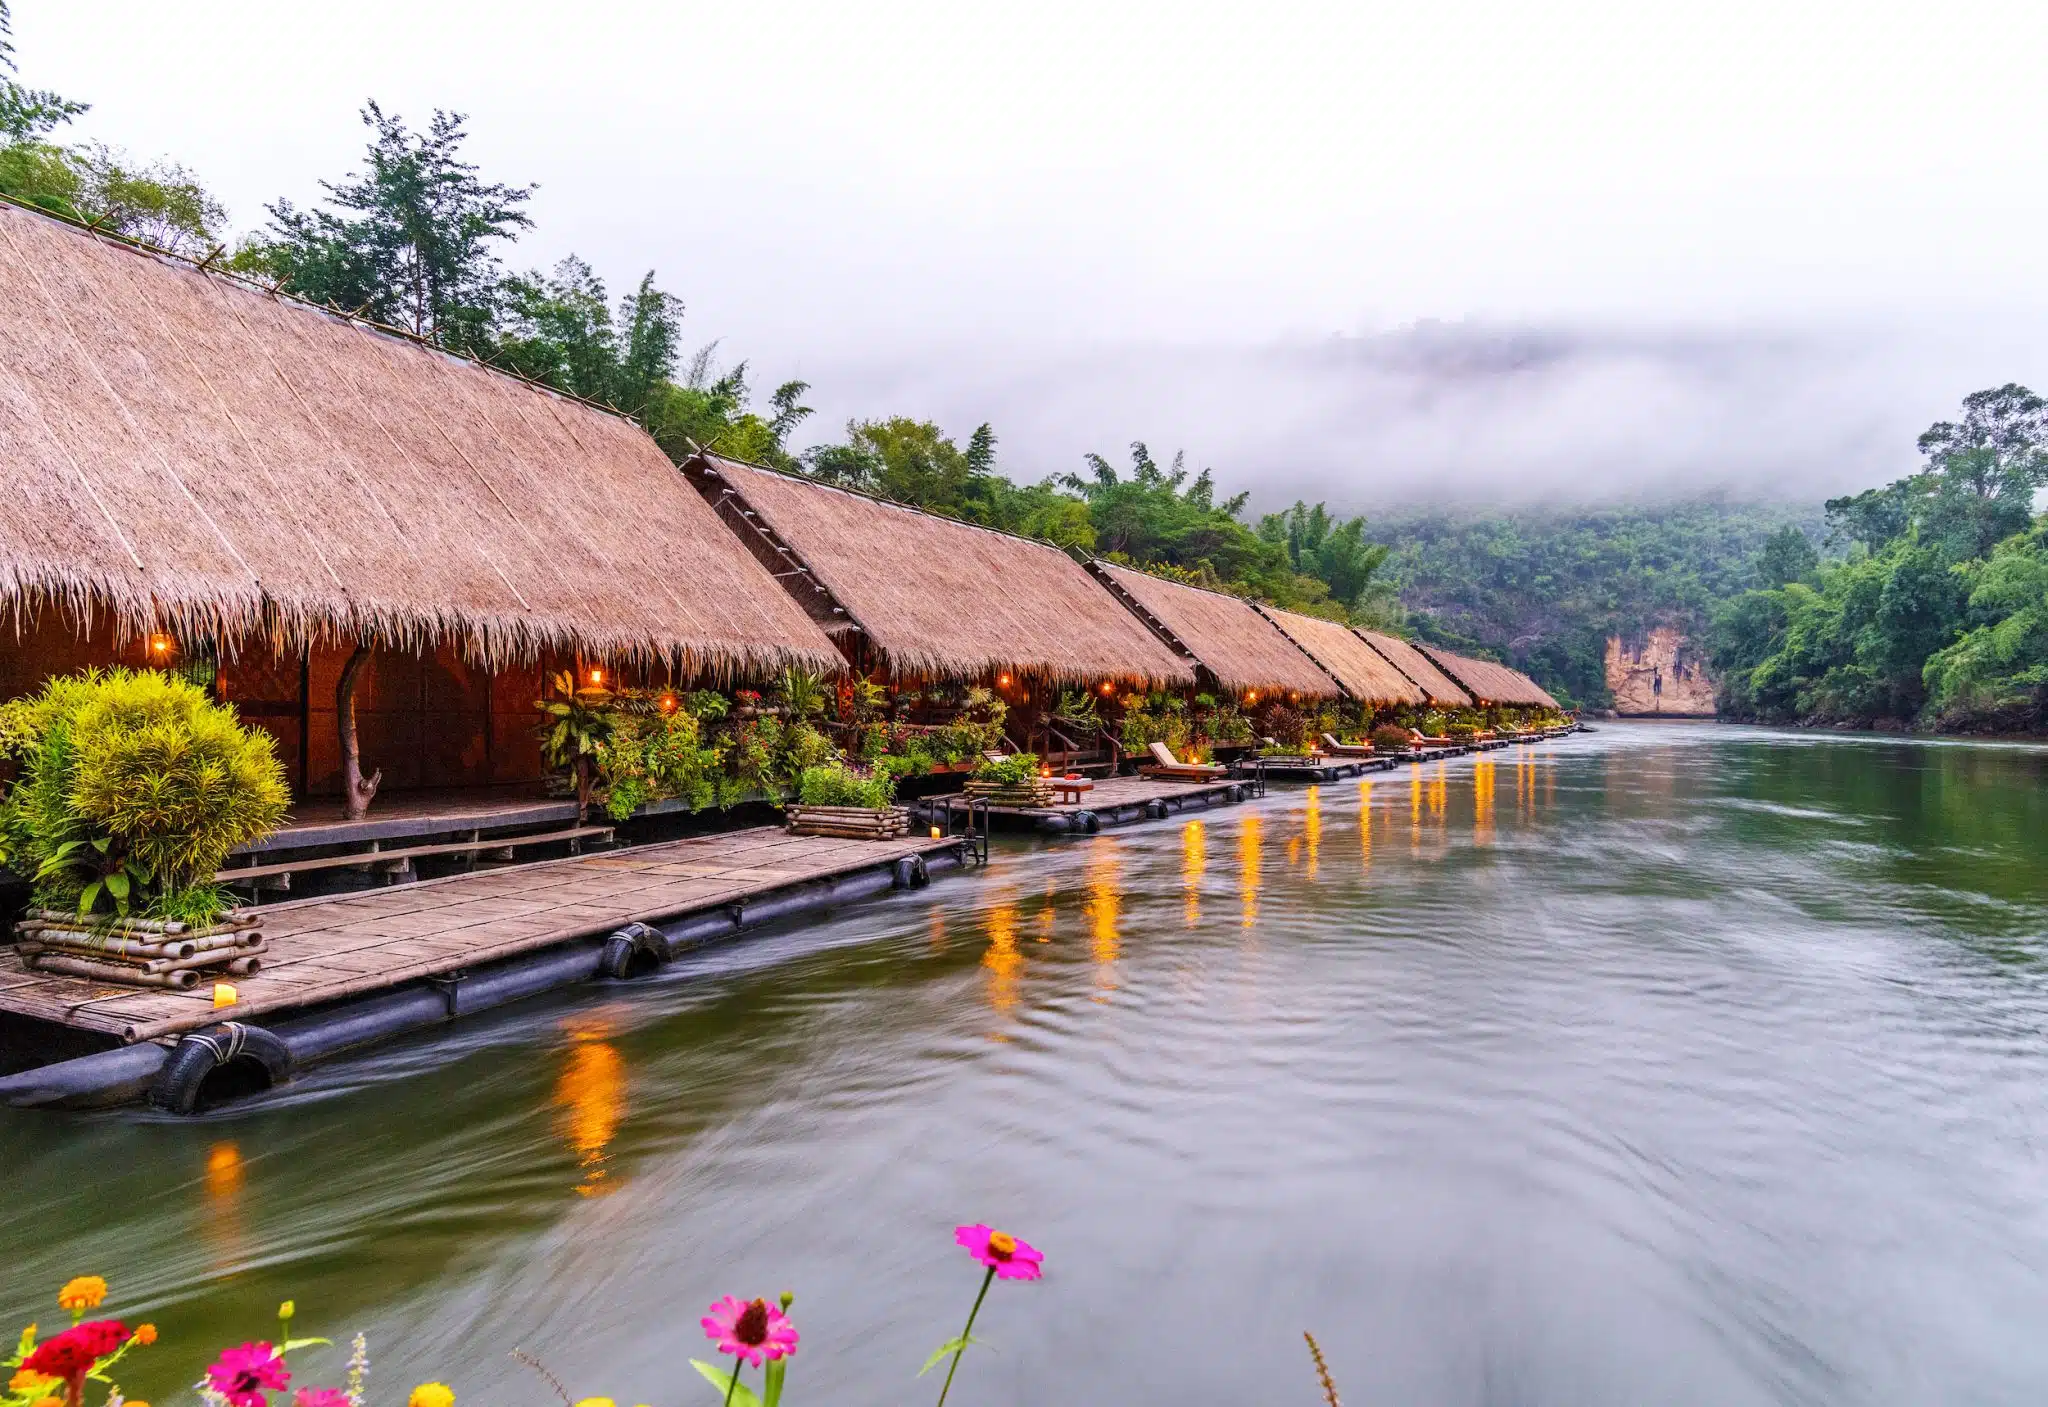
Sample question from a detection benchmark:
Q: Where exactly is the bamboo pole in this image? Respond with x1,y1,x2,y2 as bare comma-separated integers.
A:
25,954,202,989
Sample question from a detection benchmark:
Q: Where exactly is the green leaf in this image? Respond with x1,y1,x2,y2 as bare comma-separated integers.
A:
78,879,102,914
918,1334,980,1376
104,871,129,900
690,1359,759,1407
280,1336,332,1354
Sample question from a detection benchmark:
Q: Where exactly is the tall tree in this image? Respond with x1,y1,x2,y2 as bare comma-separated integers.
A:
240,103,533,350
1755,524,1818,587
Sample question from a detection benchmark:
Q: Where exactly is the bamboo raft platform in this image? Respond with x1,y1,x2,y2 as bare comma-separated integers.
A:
917,773,1251,836
0,826,968,1107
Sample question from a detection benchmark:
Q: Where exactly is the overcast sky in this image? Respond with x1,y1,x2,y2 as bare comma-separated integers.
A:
19,1,2048,511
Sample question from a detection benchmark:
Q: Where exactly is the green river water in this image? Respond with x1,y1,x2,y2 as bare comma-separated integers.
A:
4,722,2047,1405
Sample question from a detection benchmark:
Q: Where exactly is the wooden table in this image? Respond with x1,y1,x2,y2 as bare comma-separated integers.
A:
1052,777,1094,805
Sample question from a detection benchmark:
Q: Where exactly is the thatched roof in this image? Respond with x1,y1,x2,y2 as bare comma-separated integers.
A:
1088,562,1339,699
0,199,843,674
1416,644,1559,708
688,455,1195,685
1356,629,1474,707
1256,606,1426,705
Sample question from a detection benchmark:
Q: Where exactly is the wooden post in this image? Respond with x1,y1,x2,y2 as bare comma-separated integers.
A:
338,645,383,821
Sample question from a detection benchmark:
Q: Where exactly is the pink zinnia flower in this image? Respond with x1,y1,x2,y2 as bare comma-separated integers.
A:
294,1390,352,1407
700,1296,799,1366
206,1342,291,1407
954,1224,1044,1280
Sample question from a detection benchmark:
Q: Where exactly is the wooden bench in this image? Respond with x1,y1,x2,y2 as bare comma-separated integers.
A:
215,825,615,884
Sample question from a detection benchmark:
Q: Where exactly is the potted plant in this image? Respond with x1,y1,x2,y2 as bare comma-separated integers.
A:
785,763,909,839
1370,724,1413,754
963,752,1053,806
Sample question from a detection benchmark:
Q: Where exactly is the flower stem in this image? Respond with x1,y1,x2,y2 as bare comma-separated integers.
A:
935,1265,997,1407
722,1358,744,1407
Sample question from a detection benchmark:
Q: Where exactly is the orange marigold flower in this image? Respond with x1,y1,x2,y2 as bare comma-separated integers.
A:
10,1369,55,1393
57,1276,107,1312
30,1397,63,1407
134,1323,159,1345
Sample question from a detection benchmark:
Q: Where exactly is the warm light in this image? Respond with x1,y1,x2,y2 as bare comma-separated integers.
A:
1100,680,1115,696
588,667,604,686
212,982,238,1008
1245,690,1259,704
1041,766,1052,776
658,692,678,713
931,825,943,839
149,634,173,655
998,673,1012,687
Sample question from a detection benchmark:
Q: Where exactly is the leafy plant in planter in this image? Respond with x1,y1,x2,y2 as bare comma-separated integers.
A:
1257,702,1307,748
1370,724,1413,752
596,690,722,820
1444,722,1479,741
774,668,830,721
973,753,1042,787
796,763,897,810
0,667,288,924
536,670,616,821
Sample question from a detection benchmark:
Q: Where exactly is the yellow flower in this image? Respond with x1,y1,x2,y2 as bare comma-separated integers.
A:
10,1370,55,1393
574,1399,615,1407
57,1276,107,1312
134,1323,159,1345
408,1384,455,1407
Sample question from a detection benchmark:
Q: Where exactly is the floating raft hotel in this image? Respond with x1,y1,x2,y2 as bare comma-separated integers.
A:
0,195,1567,1111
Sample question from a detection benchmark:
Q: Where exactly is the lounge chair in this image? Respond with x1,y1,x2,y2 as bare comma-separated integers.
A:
1408,729,1456,748
1139,741,1228,780
1319,732,1374,758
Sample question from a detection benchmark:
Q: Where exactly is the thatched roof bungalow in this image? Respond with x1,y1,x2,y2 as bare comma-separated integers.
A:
0,199,841,678
684,454,1194,687
1085,562,1338,701
1415,644,1559,708
1255,606,1426,706
1356,630,1474,707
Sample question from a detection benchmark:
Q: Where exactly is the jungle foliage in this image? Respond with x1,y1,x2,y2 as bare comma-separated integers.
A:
1707,385,2048,733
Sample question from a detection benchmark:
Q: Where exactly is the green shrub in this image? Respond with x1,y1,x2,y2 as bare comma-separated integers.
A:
973,753,1041,786
796,764,896,809
0,668,288,922
1370,725,1412,752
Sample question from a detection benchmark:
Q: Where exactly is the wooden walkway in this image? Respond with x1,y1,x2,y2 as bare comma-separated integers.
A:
0,827,959,1045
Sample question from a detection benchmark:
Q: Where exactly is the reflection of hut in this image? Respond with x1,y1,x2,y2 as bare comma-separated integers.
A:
683,455,1194,756
1085,563,1339,703
1413,645,1558,709
0,200,841,819
1355,631,1474,708
1254,607,1427,708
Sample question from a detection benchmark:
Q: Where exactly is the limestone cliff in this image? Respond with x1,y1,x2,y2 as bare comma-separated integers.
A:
1605,627,1716,716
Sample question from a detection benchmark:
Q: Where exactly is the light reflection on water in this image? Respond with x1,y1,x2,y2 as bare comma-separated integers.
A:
4,725,2048,1406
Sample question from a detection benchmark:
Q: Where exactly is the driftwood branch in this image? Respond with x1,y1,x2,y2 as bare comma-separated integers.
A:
337,644,383,821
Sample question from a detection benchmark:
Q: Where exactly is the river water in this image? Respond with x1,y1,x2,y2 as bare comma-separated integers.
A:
5,723,2048,1406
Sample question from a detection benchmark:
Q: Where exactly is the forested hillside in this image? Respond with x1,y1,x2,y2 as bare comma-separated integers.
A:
1708,386,2048,734
1360,502,1813,707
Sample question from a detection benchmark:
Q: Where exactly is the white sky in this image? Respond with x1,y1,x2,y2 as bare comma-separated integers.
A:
18,1,2048,509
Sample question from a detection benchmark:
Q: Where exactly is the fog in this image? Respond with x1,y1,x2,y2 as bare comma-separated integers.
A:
21,0,2048,511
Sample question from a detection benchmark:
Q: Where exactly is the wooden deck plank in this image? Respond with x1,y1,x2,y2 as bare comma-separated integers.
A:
0,826,959,1043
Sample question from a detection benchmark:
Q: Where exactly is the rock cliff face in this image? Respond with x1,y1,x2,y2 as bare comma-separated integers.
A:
1605,628,1717,716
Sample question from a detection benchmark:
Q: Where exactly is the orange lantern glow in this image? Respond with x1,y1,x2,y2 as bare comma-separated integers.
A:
588,667,605,686
1099,680,1115,696
1245,690,1259,704
148,634,173,657
658,692,679,714
998,672,1013,687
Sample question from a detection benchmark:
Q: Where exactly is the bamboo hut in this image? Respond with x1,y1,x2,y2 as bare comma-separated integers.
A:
1413,644,1559,709
1255,607,1427,706
1085,562,1339,702
0,199,842,808
684,455,1194,691
1355,630,1474,708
